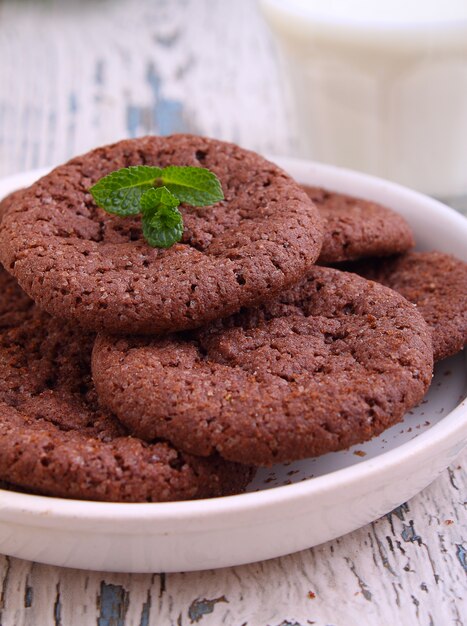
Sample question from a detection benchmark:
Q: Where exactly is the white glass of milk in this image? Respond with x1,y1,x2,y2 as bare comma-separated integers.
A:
260,0,467,205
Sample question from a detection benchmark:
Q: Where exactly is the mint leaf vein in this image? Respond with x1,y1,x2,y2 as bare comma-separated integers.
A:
90,165,163,216
161,165,224,206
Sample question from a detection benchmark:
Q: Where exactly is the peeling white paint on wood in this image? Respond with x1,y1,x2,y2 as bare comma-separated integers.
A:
0,0,294,178
0,1,465,624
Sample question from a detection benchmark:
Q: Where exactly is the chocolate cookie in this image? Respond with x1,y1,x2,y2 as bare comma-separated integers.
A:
302,186,414,264
0,268,252,502
0,135,323,334
345,251,467,361
0,188,25,222
93,267,433,466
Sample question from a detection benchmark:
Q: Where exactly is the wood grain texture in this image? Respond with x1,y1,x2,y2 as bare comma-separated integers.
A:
0,0,293,178
0,0,465,624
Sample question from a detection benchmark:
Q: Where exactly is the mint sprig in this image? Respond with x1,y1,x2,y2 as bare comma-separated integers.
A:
89,164,224,248
140,187,183,248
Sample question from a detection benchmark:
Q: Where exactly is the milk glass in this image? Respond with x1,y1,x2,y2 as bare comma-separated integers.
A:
260,0,467,207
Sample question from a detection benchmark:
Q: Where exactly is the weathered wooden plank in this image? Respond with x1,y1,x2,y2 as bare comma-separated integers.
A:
0,0,292,178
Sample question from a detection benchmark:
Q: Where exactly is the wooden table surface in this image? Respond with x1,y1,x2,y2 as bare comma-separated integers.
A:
0,1,466,624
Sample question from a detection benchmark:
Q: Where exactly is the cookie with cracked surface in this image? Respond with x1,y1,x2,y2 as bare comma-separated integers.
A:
0,188,25,222
344,251,467,361
302,186,414,264
92,267,433,466
0,268,252,502
0,135,323,334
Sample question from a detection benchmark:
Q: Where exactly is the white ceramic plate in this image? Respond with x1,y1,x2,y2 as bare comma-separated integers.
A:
0,160,465,573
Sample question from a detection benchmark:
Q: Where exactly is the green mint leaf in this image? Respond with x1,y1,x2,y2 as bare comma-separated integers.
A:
140,187,183,248
90,165,162,216
141,213,183,248
89,163,224,249
160,166,224,206
140,186,180,214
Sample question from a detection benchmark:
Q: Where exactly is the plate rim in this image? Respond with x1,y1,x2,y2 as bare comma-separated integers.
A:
0,160,466,525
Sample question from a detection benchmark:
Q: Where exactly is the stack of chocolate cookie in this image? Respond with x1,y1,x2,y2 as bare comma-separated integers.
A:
0,135,465,502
